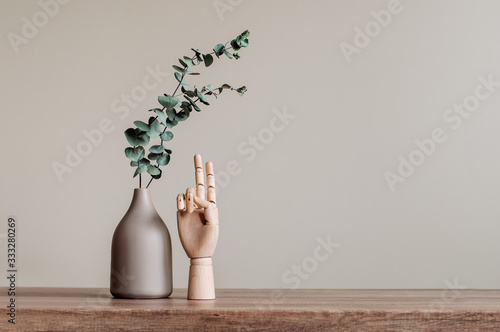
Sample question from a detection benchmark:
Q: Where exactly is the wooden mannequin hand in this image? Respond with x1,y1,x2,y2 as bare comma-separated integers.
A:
176,154,219,259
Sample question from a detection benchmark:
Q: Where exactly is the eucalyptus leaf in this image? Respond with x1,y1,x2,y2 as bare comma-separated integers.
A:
185,90,196,98
124,128,140,146
172,65,187,73
214,43,225,57
130,158,150,167
174,72,183,83
191,48,204,62
160,131,173,141
224,50,233,59
158,95,180,108
133,164,148,177
238,38,249,47
147,165,161,176
147,119,161,138
175,110,189,121
236,86,247,95
192,103,201,112
134,121,149,131
151,168,162,179
149,145,164,154
204,54,214,67
157,153,170,166
180,101,192,112
184,95,201,111
166,118,179,128
125,128,149,146
136,132,150,146
178,59,187,67
197,91,209,105
124,146,144,161
231,39,241,51
154,109,167,125
139,158,150,165
166,108,176,120
183,56,194,68
148,152,161,160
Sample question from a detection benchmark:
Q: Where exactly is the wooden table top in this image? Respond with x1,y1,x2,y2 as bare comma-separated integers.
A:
1,288,499,331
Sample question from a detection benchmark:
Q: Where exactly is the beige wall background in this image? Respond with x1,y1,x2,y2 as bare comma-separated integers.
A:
1,0,500,290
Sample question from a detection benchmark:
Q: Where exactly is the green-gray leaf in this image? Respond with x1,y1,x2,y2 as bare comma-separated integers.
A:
236,86,247,95
239,38,249,47
175,110,189,121
174,72,183,82
158,95,180,108
125,128,150,146
172,65,187,73
184,95,201,111
231,39,241,51
148,152,161,160
183,56,193,68
130,158,150,167
134,121,149,131
178,59,187,67
157,153,170,166
124,128,139,146
224,50,233,59
214,43,225,56
166,108,176,121
147,164,161,176
166,118,179,128
133,164,148,177
125,146,145,161
185,90,196,98
204,54,214,67
160,131,173,141
192,48,204,62
180,101,192,112
147,119,161,138
197,91,209,105
136,132,150,146
151,168,162,179
154,109,167,125
149,145,164,154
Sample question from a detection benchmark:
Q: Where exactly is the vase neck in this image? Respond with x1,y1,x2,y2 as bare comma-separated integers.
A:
130,188,155,211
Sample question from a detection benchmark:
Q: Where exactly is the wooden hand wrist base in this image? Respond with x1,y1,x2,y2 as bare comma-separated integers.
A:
188,257,215,300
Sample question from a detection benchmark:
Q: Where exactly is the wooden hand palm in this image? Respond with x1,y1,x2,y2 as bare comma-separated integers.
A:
177,154,219,259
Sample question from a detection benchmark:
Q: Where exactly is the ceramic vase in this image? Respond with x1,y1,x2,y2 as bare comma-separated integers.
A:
110,188,172,298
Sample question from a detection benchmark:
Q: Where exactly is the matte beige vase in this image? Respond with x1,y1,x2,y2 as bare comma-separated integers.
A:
110,188,172,299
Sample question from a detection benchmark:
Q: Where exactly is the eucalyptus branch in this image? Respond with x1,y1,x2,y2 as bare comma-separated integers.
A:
123,30,250,188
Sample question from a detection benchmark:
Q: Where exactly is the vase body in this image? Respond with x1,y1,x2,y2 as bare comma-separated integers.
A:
110,188,172,298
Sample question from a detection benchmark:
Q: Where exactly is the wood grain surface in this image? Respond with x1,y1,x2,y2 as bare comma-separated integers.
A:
0,288,499,331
